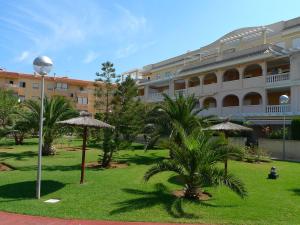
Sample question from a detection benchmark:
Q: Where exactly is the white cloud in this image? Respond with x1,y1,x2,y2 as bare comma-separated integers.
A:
116,44,138,59
83,51,100,64
16,51,30,62
114,4,147,33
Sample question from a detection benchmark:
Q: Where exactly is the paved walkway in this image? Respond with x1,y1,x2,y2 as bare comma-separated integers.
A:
0,212,210,225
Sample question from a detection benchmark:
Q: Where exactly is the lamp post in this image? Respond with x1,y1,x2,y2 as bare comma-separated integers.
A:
279,94,289,161
33,56,53,199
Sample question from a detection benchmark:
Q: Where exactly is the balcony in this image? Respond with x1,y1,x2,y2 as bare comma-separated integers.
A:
148,92,165,101
266,104,291,114
174,89,187,97
266,73,290,85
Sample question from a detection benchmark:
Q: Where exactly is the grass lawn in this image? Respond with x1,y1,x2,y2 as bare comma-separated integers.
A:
0,138,300,225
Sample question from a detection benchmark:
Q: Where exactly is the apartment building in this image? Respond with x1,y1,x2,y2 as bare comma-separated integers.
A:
126,16,300,125
0,71,99,115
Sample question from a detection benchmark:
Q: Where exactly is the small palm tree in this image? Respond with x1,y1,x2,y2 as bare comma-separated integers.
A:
145,94,214,150
21,96,77,155
144,125,247,199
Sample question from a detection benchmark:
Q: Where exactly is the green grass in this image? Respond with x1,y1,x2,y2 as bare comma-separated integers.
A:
0,138,300,225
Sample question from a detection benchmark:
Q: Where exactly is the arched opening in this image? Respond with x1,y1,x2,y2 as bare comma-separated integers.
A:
174,79,186,90
203,73,217,85
223,69,239,82
203,97,217,108
243,64,262,79
188,77,200,87
223,95,239,107
243,92,262,105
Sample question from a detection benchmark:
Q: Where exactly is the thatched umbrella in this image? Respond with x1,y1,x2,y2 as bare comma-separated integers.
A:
57,111,114,184
204,120,253,175
204,121,253,134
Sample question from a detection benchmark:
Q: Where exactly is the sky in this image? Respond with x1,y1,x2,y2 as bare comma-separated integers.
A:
1,0,300,81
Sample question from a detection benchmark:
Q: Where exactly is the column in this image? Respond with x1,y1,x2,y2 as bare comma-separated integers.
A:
169,79,174,97
144,85,149,101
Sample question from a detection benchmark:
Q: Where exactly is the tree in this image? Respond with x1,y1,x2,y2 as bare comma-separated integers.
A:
21,96,77,155
111,76,145,147
95,61,120,167
291,116,300,140
144,125,247,199
0,89,19,128
145,93,214,151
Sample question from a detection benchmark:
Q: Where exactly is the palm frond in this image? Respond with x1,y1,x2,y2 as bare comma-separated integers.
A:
144,161,184,182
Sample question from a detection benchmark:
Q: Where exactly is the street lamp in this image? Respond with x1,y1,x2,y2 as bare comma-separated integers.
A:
279,94,289,161
33,56,53,199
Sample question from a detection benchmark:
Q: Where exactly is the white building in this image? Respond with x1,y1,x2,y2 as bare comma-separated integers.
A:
131,17,300,125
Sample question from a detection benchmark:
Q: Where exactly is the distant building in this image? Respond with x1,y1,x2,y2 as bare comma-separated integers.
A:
0,71,104,115
129,16,300,125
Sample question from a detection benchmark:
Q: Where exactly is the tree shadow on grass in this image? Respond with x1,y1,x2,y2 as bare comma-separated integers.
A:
17,164,81,172
290,188,300,196
110,183,199,219
0,151,36,161
0,180,66,199
118,153,166,165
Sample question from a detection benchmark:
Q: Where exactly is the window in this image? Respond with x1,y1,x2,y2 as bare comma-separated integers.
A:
47,84,54,90
18,95,25,102
78,97,88,105
56,83,68,90
292,38,300,49
19,81,26,88
9,80,14,85
32,83,39,89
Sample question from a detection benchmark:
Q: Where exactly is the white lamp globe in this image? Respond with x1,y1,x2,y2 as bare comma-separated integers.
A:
279,95,289,105
33,56,53,75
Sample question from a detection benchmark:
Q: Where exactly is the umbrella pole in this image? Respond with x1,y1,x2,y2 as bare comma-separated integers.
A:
80,126,88,184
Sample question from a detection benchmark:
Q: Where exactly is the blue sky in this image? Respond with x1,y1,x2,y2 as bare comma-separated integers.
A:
1,0,300,81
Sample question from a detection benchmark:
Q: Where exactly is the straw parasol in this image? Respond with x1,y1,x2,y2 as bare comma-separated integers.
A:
57,111,114,184
204,121,253,134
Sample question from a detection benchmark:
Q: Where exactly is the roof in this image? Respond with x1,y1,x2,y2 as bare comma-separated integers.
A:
0,71,98,86
205,121,253,132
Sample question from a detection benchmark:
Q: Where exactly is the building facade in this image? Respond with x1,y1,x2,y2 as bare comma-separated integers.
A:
0,71,99,115
127,16,300,125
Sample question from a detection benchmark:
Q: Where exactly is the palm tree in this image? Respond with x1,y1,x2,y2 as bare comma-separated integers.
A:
21,96,78,155
144,125,247,199
145,93,214,151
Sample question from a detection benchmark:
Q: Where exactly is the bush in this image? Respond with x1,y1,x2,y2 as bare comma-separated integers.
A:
291,117,300,140
267,128,288,139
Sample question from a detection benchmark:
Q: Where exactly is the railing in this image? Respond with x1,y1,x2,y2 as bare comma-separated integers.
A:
266,72,290,84
187,86,199,95
149,92,164,101
266,104,291,113
4,83,19,88
174,89,187,96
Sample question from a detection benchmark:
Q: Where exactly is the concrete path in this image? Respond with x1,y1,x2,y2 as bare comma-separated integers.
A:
0,211,210,225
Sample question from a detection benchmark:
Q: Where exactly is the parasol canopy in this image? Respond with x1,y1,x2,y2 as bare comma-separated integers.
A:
204,121,253,132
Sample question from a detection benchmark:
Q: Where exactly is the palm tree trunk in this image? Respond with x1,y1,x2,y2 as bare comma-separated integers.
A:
224,159,228,177
184,185,202,199
42,142,56,155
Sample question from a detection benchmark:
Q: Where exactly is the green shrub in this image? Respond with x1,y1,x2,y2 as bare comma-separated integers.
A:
291,117,300,140
267,128,288,139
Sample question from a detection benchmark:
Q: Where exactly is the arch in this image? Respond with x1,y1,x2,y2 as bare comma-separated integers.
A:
222,94,239,107
174,79,186,90
243,92,262,105
243,64,262,79
203,73,217,85
188,76,200,87
203,97,217,108
223,68,239,82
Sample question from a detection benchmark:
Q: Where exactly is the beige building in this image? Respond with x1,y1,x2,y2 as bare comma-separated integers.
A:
0,71,100,115
126,16,300,125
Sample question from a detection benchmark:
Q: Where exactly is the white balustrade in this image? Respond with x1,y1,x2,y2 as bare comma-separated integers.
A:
174,89,187,96
266,104,291,113
266,73,290,84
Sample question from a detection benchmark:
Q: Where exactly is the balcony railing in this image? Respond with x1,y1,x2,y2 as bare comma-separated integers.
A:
266,72,290,84
174,89,187,96
266,104,291,113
